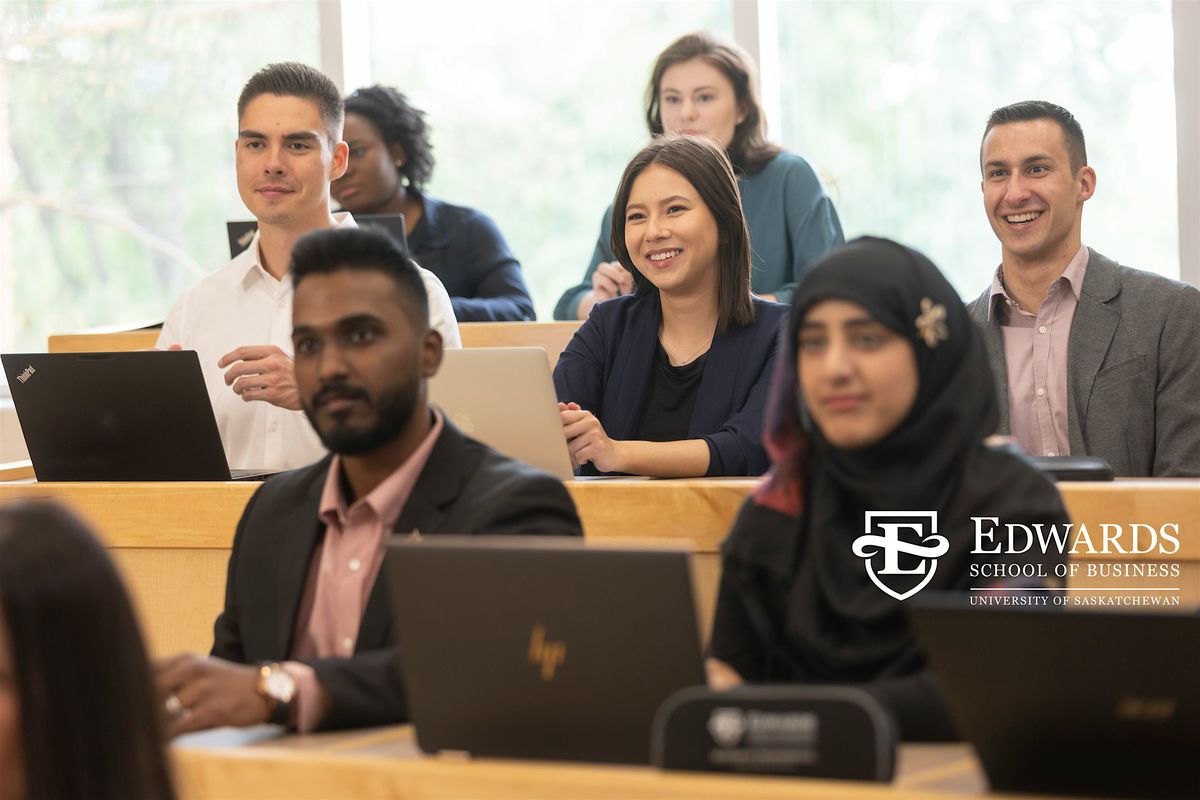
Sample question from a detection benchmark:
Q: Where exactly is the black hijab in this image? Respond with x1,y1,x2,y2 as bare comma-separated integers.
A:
737,236,1064,682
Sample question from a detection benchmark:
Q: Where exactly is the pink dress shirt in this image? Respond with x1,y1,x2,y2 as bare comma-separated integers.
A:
988,245,1089,458
284,409,444,731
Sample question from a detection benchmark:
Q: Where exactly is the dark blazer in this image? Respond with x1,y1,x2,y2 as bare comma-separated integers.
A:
210,418,582,730
967,249,1200,477
553,293,787,476
408,191,536,322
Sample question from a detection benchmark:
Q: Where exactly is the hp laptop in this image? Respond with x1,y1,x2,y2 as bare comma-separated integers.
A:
2,351,271,481
428,347,574,481
909,598,1200,799
227,213,408,258
384,537,706,764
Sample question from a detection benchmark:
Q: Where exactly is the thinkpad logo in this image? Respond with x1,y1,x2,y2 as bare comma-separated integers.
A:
16,365,35,384
852,511,949,601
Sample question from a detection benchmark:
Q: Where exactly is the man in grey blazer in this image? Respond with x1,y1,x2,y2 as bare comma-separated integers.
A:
967,101,1199,477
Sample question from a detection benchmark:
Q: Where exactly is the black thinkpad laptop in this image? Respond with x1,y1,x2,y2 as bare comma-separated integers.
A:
910,599,1200,799
2,351,271,481
384,537,706,764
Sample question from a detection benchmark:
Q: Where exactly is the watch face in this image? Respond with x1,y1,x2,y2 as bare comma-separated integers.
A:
264,668,297,703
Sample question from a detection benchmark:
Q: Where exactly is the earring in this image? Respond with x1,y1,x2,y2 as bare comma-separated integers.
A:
394,159,405,167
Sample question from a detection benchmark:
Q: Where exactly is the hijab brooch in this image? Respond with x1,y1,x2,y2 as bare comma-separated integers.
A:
915,298,949,348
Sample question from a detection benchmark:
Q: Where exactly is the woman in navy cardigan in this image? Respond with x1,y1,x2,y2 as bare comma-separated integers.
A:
554,136,786,477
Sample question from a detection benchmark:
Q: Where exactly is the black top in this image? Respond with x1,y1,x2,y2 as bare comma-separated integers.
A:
635,342,709,443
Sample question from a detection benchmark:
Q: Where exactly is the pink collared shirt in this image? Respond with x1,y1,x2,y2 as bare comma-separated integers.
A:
989,245,1089,458
284,408,444,732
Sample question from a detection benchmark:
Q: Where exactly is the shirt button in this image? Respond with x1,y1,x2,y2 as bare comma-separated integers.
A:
269,421,279,432
342,637,354,653
1036,387,1046,397
348,558,362,572
1038,325,1047,334
1047,451,1057,457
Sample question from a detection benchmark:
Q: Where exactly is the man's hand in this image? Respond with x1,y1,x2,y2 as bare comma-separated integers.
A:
592,261,634,302
558,401,625,473
219,345,302,410
156,653,272,738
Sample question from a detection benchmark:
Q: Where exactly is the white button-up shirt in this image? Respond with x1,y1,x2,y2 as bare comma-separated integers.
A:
156,213,461,471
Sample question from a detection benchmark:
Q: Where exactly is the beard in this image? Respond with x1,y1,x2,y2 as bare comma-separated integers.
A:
303,379,419,456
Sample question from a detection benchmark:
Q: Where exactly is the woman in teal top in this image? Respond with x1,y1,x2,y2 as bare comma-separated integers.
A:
554,32,843,320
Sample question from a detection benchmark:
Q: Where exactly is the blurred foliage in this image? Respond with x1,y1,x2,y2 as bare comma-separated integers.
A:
1,0,318,351
776,0,1178,297
0,0,1179,351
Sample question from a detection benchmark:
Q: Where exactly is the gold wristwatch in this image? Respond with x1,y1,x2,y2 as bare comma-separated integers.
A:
256,662,297,725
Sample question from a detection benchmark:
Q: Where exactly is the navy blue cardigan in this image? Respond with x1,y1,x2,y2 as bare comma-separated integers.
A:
553,293,787,477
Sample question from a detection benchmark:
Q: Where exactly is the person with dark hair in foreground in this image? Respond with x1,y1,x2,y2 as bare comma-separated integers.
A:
554,136,786,477
333,85,535,322
157,62,461,473
0,502,175,800
968,100,1200,476
708,238,1069,741
156,227,581,735
554,30,842,320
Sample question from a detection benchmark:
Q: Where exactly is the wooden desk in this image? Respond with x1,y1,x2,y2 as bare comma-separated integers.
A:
0,480,1195,656
47,321,584,366
173,724,1047,799
457,320,581,369
48,329,159,352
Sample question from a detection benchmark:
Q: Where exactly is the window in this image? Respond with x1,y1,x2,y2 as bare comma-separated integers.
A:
775,0,1178,297
1,0,320,354
366,0,733,318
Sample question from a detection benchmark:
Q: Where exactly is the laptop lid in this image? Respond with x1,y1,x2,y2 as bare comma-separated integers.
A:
227,213,408,259
384,536,706,764
909,598,1200,799
2,351,235,481
428,347,573,481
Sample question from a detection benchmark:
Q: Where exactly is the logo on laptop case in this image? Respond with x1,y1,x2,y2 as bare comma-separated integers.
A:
528,624,566,681
852,511,949,601
15,365,35,384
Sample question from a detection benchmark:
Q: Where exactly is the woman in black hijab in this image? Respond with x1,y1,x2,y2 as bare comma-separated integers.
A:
708,237,1069,741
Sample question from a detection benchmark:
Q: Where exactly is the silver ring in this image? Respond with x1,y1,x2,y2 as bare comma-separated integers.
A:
164,693,184,717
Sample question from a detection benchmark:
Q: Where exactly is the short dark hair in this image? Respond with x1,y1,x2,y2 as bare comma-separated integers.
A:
290,226,429,327
238,62,344,144
345,85,435,190
645,31,781,175
610,136,755,333
982,100,1088,174
0,502,176,800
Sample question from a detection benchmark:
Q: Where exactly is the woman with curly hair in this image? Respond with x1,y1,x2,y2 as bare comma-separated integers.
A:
332,85,535,322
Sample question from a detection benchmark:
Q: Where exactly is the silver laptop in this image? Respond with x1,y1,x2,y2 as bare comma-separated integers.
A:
385,536,706,764
429,347,573,480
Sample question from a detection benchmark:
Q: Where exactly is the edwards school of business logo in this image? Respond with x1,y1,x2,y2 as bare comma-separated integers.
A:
852,512,949,601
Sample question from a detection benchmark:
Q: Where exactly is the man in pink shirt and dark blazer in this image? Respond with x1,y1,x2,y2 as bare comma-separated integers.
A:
157,227,582,734
967,100,1200,477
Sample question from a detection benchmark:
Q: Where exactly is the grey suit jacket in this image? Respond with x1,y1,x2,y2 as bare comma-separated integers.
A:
967,249,1200,477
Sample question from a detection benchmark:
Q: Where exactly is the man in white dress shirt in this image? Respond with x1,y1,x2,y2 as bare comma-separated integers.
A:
158,63,460,471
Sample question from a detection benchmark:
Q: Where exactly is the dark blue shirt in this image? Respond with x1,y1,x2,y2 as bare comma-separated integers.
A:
408,191,536,322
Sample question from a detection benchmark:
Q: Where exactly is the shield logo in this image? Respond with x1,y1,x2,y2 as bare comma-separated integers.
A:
852,511,950,601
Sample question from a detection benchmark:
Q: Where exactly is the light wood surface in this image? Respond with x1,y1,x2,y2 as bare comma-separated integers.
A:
173,724,1058,800
48,329,160,352
0,479,1195,657
0,460,33,481
458,320,581,369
